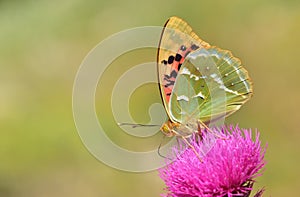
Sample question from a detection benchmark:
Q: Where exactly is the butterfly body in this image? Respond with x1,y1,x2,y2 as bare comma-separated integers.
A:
161,119,200,137
157,17,253,137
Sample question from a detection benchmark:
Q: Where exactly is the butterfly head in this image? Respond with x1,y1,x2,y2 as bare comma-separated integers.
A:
160,120,181,137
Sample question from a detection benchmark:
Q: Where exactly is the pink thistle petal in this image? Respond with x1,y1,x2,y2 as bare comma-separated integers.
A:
159,125,266,197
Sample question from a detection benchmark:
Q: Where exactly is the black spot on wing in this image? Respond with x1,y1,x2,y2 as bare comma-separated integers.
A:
164,70,177,80
180,45,187,51
161,60,167,65
191,44,199,50
175,53,182,62
164,80,175,87
170,70,177,78
168,55,175,64
178,63,182,71
164,76,173,82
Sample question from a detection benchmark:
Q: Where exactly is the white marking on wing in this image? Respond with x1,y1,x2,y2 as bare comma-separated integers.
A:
210,73,217,78
181,67,191,75
235,68,251,92
211,49,251,94
190,74,199,81
210,73,223,84
177,95,189,102
219,84,239,95
224,57,233,65
210,73,240,95
193,91,205,99
211,51,221,59
189,52,208,59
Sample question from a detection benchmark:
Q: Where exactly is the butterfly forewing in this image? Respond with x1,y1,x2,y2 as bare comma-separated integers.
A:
157,17,210,121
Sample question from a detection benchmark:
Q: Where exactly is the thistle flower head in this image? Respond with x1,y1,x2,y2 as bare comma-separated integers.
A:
159,125,266,197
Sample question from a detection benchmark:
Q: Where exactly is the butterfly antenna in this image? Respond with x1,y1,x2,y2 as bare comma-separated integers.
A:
157,135,172,161
118,122,160,128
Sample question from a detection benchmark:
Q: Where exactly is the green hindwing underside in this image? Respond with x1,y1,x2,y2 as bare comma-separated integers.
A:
168,47,253,124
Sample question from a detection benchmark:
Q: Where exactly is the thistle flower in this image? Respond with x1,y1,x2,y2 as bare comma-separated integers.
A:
159,125,266,197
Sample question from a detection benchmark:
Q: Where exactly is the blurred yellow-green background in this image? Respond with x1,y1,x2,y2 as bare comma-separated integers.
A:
1,0,300,196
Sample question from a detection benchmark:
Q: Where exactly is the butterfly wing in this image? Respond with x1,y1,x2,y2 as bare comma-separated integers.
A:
169,47,253,124
157,16,210,122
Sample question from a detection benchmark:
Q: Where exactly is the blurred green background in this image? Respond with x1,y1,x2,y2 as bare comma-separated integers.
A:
1,0,300,196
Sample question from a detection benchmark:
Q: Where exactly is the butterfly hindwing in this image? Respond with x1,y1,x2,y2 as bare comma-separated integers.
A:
169,47,253,124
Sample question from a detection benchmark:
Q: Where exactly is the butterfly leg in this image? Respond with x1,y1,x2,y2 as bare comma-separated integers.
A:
180,135,202,162
196,120,204,141
197,120,227,140
171,128,202,161
157,134,174,161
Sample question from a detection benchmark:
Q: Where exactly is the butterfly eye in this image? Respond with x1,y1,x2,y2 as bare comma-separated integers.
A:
161,124,170,133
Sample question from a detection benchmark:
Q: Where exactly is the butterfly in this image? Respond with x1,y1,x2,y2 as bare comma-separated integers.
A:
157,16,253,137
